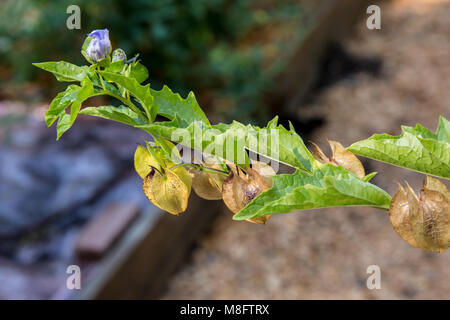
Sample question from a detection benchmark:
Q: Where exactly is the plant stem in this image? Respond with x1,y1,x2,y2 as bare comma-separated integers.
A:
93,91,146,120
98,72,107,92
95,67,148,121
177,163,229,176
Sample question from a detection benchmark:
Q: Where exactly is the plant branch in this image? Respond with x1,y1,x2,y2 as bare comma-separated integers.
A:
93,90,147,120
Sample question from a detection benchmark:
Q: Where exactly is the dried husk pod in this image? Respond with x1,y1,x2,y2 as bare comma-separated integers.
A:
189,164,225,200
143,167,192,215
134,144,160,179
135,144,192,215
389,176,450,253
222,166,272,224
310,140,365,179
250,161,275,187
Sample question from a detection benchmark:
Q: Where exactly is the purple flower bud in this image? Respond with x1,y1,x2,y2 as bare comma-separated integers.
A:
85,29,111,63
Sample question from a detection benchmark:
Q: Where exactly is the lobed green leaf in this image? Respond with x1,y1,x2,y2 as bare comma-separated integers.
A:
151,85,210,128
80,105,146,126
138,116,314,172
55,78,94,140
99,71,157,122
56,113,71,140
33,61,87,82
45,85,81,126
233,164,392,220
129,62,149,83
348,117,450,179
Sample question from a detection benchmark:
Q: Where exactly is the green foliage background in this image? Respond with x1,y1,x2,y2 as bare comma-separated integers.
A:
0,0,304,121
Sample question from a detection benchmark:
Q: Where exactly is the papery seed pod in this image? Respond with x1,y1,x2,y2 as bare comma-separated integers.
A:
134,144,160,179
222,167,271,224
134,144,191,185
389,183,419,249
246,215,271,225
425,176,450,199
189,155,227,200
390,176,450,253
173,166,193,193
85,29,111,63
222,171,241,214
143,168,191,215
310,142,329,163
189,167,224,200
310,140,365,179
251,161,275,187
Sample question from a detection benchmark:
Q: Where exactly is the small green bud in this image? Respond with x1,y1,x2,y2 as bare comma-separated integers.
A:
112,48,127,63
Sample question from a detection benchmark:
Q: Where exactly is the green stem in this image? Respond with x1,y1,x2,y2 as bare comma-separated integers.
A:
178,163,229,176
94,67,148,121
98,72,107,92
92,91,146,120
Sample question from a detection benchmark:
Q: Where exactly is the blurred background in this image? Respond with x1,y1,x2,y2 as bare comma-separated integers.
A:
0,0,449,299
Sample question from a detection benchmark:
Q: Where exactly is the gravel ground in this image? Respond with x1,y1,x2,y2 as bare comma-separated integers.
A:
162,0,450,299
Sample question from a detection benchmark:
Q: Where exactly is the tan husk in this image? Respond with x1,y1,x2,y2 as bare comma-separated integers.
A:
222,166,272,224
310,141,329,163
189,166,224,200
389,184,420,249
251,161,275,187
310,140,365,179
389,176,450,253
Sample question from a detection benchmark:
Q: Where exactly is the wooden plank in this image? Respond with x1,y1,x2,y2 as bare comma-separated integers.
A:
75,203,140,259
